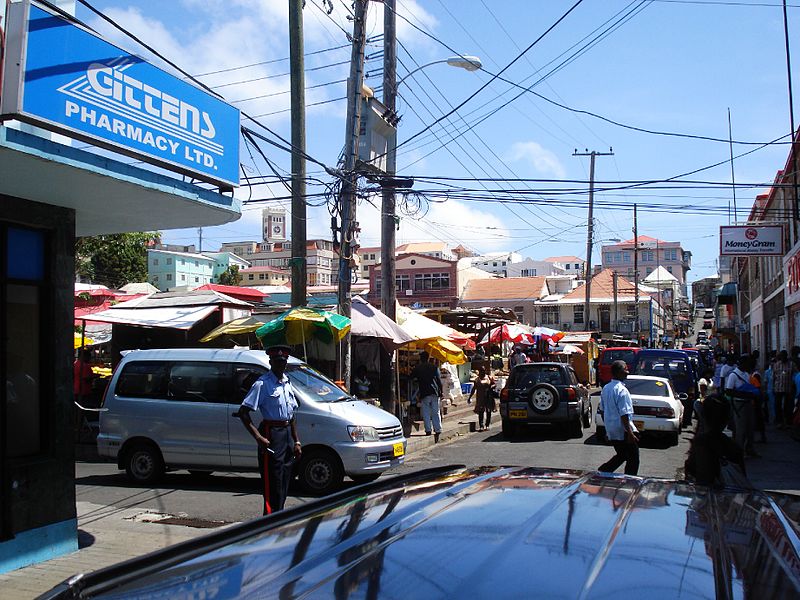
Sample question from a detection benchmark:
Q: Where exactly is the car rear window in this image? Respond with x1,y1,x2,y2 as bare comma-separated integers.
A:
601,349,636,365
510,365,566,388
636,358,692,388
623,378,670,397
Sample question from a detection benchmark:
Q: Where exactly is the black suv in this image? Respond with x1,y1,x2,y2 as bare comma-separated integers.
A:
499,362,591,439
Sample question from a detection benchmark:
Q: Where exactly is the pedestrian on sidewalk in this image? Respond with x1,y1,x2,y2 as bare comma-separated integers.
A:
598,360,640,476
685,393,747,487
764,353,776,425
412,352,443,443
237,345,302,515
694,368,715,436
725,354,760,457
773,350,794,428
468,367,495,431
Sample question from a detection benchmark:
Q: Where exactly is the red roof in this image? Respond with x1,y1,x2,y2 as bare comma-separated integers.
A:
194,284,265,302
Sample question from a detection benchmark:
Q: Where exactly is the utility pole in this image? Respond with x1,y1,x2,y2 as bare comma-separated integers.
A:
197,227,203,253
633,203,641,345
612,270,618,333
289,0,307,307
574,149,613,332
782,0,799,222
337,0,369,388
380,0,398,413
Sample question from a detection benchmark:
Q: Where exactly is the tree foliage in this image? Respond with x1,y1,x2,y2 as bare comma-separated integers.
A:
217,264,242,286
76,232,160,288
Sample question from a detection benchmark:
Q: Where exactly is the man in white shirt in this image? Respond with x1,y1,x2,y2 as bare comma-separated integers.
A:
598,360,640,476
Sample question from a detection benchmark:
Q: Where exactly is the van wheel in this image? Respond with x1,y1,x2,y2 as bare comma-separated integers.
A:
298,449,344,496
125,443,164,484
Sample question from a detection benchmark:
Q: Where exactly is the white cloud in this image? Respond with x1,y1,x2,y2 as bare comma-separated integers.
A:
507,141,566,179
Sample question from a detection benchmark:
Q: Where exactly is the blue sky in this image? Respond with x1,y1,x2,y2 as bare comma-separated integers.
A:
81,0,800,284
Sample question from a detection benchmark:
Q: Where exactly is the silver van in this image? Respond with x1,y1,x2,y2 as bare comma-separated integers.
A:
97,348,406,495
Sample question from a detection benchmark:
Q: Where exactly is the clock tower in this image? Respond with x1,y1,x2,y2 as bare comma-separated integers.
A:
262,207,287,243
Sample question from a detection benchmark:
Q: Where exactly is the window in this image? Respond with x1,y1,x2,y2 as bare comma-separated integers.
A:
623,252,630,263
541,305,560,325
166,274,173,281
166,257,173,265
642,251,654,262
573,305,584,324
565,264,571,270
493,262,498,267
574,263,580,270
248,274,254,280
502,261,507,266
369,253,376,260
626,304,637,318
514,305,525,320
414,272,450,291
153,276,159,282
646,267,653,275
195,277,199,282
195,261,199,267
396,274,411,291
667,266,673,273
180,274,186,281
116,362,170,398
153,258,159,266
167,363,228,403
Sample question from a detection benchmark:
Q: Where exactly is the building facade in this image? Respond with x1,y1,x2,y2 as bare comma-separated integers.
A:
459,277,549,324
368,253,459,309
600,236,692,297
247,239,337,287
0,4,240,571
544,255,585,276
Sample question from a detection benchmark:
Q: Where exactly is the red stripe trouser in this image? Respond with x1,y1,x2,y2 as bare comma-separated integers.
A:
257,422,294,515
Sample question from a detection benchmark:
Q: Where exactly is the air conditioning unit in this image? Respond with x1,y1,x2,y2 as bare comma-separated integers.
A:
405,289,413,296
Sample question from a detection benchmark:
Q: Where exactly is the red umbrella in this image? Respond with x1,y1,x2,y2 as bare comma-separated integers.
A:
480,324,533,345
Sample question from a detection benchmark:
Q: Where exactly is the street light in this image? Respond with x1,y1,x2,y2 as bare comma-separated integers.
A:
395,56,482,88
378,51,482,413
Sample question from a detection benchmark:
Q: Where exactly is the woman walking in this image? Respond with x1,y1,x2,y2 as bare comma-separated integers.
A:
468,367,496,432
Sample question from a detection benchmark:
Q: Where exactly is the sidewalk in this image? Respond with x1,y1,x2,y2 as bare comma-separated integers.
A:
1,396,484,599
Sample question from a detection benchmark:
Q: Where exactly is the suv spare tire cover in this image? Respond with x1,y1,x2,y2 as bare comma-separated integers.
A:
528,383,560,414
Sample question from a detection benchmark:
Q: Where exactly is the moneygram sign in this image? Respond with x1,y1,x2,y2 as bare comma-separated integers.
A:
719,225,783,256
0,0,239,188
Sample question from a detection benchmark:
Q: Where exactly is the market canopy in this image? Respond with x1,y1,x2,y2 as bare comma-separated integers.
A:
351,297,415,350
396,305,467,365
86,305,218,330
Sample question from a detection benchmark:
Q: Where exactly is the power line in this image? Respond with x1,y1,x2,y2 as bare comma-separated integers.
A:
192,43,350,77
390,0,587,155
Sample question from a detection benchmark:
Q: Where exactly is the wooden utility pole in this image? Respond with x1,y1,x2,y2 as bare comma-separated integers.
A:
574,149,613,332
633,203,641,343
289,0,307,307
337,0,369,387
380,0,397,413
612,270,618,333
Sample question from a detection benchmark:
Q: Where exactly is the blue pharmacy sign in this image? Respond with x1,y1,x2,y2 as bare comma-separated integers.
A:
0,0,240,187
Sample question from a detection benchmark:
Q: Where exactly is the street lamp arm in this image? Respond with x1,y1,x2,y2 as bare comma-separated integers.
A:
396,55,482,88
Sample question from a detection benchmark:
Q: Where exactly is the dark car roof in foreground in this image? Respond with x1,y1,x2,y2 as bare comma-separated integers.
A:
43,467,800,600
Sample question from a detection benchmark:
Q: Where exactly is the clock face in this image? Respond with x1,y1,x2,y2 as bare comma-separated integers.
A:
273,225,281,234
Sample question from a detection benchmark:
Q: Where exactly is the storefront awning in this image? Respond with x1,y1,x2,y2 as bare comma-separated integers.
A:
87,305,218,330
717,282,737,305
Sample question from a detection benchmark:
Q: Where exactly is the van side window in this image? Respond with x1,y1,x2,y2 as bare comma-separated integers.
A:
116,362,169,398
232,365,267,404
168,363,229,403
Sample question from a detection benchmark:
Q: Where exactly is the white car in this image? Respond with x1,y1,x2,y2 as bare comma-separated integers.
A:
595,375,685,446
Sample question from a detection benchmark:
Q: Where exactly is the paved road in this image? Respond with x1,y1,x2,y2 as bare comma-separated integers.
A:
75,397,692,525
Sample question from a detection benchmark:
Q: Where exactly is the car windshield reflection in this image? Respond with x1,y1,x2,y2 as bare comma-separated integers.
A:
286,365,351,403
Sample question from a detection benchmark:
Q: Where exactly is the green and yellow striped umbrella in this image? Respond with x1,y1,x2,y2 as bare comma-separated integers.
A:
255,307,350,348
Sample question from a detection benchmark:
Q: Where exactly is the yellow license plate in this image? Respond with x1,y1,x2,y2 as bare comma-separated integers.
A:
393,442,405,457
510,409,528,419
634,420,645,431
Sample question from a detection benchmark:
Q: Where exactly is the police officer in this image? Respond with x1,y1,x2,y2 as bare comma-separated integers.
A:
238,345,302,515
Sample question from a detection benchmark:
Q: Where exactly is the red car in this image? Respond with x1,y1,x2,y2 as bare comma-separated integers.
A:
598,347,640,386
